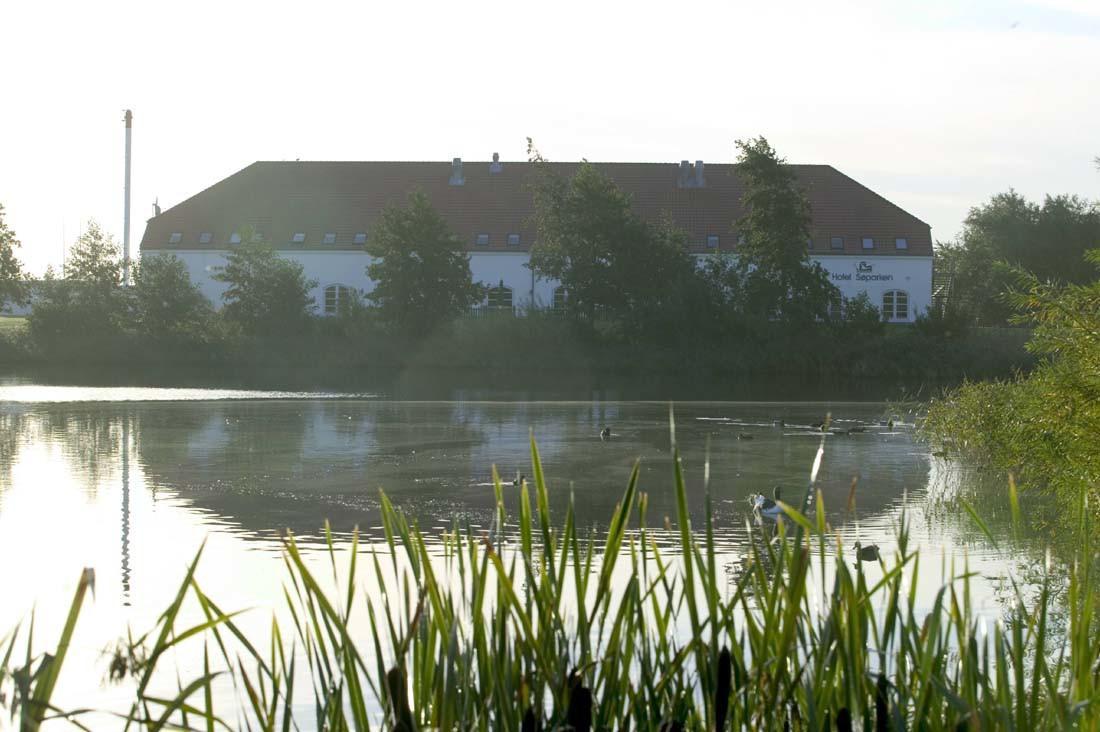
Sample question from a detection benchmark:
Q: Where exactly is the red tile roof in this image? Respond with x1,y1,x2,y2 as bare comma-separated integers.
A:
140,160,932,256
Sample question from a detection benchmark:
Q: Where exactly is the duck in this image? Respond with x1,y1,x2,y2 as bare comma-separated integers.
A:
737,432,754,441
512,474,527,487
600,427,611,440
750,485,784,520
887,420,895,430
853,541,881,563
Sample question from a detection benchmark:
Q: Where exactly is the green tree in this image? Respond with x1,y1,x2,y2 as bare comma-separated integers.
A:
527,145,697,338
0,204,28,310
213,234,317,336
131,254,213,342
943,191,1100,324
29,221,130,344
733,137,838,321
365,191,483,336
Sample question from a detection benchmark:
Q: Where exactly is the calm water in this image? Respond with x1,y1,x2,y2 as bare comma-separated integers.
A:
0,386,1033,725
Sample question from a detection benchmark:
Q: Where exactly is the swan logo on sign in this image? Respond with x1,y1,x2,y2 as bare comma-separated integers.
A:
857,261,873,274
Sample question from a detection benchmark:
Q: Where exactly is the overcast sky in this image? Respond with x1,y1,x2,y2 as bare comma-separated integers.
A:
2,0,1098,275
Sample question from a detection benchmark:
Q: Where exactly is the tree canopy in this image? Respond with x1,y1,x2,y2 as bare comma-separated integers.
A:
526,146,696,338
29,221,129,342
365,190,484,336
213,235,317,336
733,137,837,322
939,191,1100,324
132,254,213,342
0,204,27,310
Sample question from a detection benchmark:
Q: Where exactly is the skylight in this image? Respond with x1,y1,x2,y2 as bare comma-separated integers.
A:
322,232,337,245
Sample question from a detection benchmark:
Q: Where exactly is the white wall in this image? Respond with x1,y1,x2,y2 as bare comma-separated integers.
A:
161,249,559,311
810,255,932,322
158,249,931,321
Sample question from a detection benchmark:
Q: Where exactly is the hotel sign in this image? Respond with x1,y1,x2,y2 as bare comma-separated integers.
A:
831,261,894,282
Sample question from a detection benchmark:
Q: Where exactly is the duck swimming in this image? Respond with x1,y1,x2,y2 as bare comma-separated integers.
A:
853,541,881,563
737,432,754,441
750,485,784,520
600,427,611,440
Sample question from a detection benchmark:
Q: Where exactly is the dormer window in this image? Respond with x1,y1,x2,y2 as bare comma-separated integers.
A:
229,232,242,245
476,233,490,246
507,233,521,246
198,232,213,245
353,232,367,245
168,232,182,244
707,234,719,249
322,232,337,245
291,232,306,245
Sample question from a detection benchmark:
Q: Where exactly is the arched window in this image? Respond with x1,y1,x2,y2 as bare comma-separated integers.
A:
826,294,845,320
324,284,352,315
882,290,909,321
487,284,513,310
552,287,568,311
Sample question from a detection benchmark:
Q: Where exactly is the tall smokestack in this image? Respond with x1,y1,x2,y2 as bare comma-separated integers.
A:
123,109,132,285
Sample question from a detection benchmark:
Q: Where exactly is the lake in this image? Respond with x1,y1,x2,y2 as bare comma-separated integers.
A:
0,385,1033,724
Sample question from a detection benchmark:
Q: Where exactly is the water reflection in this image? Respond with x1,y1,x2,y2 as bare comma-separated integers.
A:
0,389,1047,726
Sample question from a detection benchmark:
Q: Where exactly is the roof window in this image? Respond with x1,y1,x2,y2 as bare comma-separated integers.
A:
229,232,242,245
895,237,908,250
507,233,521,246
830,236,844,250
476,233,490,246
322,232,337,245
291,232,306,244
862,237,875,250
353,232,367,245
168,232,182,244
198,232,213,244
707,234,720,249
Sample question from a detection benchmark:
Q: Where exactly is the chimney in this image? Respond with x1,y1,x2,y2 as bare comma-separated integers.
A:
449,157,464,185
123,109,132,285
489,152,503,174
678,160,691,188
694,160,705,187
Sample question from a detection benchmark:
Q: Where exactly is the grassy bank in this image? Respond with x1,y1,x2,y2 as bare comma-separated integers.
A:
2,434,1095,731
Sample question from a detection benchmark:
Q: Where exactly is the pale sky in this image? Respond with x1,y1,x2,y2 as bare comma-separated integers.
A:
2,0,1098,275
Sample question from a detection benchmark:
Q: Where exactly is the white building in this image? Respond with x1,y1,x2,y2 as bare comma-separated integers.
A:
140,157,932,322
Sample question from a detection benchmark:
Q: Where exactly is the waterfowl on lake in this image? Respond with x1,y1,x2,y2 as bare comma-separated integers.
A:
737,432,754,441
600,427,612,440
887,420,895,430
512,474,527,487
750,485,784,520
854,541,881,562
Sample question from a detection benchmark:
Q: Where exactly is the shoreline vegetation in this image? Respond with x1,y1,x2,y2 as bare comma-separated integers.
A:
3,435,1098,731
923,250,1100,522
0,312,1033,398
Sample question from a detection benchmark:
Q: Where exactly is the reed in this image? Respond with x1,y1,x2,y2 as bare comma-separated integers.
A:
1,428,1097,730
